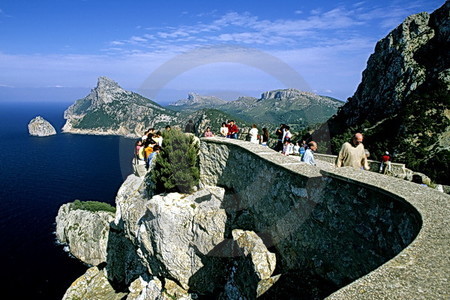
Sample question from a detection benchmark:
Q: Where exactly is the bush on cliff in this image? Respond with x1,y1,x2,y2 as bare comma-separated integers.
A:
151,129,200,194
70,199,116,214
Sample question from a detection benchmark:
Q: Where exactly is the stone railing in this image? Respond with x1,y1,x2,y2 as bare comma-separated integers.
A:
314,153,410,179
199,137,449,299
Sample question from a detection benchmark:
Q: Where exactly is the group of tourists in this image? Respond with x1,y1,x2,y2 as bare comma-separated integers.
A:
134,128,165,171
187,119,394,172
272,125,387,171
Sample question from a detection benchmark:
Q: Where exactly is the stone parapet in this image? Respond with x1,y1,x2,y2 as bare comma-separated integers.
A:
200,137,449,299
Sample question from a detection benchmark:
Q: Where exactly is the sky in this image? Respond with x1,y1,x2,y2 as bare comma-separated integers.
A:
0,0,445,104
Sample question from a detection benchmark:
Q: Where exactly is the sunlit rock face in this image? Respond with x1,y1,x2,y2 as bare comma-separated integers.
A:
28,116,56,137
55,202,114,266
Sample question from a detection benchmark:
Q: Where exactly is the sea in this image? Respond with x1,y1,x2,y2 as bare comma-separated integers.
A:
0,101,135,299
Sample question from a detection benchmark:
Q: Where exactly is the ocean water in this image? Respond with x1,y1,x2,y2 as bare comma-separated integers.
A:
0,102,135,299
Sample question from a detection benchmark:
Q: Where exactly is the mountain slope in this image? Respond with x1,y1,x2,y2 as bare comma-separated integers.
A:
62,77,177,137
172,89,343,130
312,1,450,184
168,93,227,112
221,89,342,128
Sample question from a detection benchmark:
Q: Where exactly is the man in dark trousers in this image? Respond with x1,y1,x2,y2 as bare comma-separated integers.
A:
274,124,285,152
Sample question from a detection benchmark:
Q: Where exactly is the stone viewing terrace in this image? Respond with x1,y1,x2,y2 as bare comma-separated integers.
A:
199,137,449,299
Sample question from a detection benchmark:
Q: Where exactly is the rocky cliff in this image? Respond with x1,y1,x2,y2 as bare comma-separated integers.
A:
313,1,450,184
56,137,450,299
28,116,56,137
56,201,114,266
62,77,177,137
57,174,278,299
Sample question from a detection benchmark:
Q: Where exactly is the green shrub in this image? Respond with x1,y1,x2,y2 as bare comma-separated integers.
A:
70,199,116,214
151,129,200,194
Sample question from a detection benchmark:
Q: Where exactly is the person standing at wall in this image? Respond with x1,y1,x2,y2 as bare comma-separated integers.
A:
249,124,259,144
379,151,391,173
336,133,370,170
227,120,239,139
261,128,269,146
220,122,229,137
273,124,285,152
301,141,317,166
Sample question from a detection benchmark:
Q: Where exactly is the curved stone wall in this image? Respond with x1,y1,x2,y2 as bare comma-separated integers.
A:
199,137,449,299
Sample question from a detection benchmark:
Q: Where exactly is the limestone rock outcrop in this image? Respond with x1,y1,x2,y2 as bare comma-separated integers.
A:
112,175,228,290
314,1,450,184
55,202,114,266
62,76,177,137
27,116,56,137
62,267,127,300
58,172,280,298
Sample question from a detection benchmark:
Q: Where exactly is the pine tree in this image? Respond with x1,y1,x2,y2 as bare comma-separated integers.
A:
151,129,200,194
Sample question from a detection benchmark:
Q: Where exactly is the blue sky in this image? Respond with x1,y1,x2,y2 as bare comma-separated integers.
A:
0,0,445,104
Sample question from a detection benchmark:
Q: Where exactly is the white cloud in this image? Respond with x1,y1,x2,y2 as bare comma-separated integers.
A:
3,1,440,102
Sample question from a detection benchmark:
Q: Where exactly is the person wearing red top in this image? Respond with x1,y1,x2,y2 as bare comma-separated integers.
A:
227,120,239,139
380,151,391,173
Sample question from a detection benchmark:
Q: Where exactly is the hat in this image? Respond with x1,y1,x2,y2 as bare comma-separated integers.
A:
385,151,389,155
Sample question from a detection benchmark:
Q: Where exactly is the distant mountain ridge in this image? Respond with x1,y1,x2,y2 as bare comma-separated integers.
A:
169,93,227,110
169,88,343,129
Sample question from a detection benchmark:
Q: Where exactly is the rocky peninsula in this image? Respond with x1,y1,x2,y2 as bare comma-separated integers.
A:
56,137,450,299
28,116,57,137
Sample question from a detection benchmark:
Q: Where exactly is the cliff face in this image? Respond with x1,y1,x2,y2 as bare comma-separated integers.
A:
62,77,177,137
28,116,56,137
57,174,277,299
315,1,450,184
55,202,114,266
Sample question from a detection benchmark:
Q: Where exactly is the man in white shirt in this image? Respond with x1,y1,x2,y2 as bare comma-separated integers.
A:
302,141,317,166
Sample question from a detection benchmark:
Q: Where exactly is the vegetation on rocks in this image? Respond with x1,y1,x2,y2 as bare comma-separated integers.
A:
70,199,116,214
151,129,200,194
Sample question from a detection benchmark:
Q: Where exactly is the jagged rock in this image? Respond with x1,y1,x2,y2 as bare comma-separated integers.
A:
106,175,149,287
62,267,127,300
109,175,229,291
135,187,227,290
55,202,114,266
126,276,163,300
218,230,279,299
314,2,450,184
160,279,193,300
232,230,277,281
62,76,176,137
27,116,56,137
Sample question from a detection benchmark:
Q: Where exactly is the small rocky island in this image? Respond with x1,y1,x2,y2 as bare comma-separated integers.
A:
28,116,57,137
